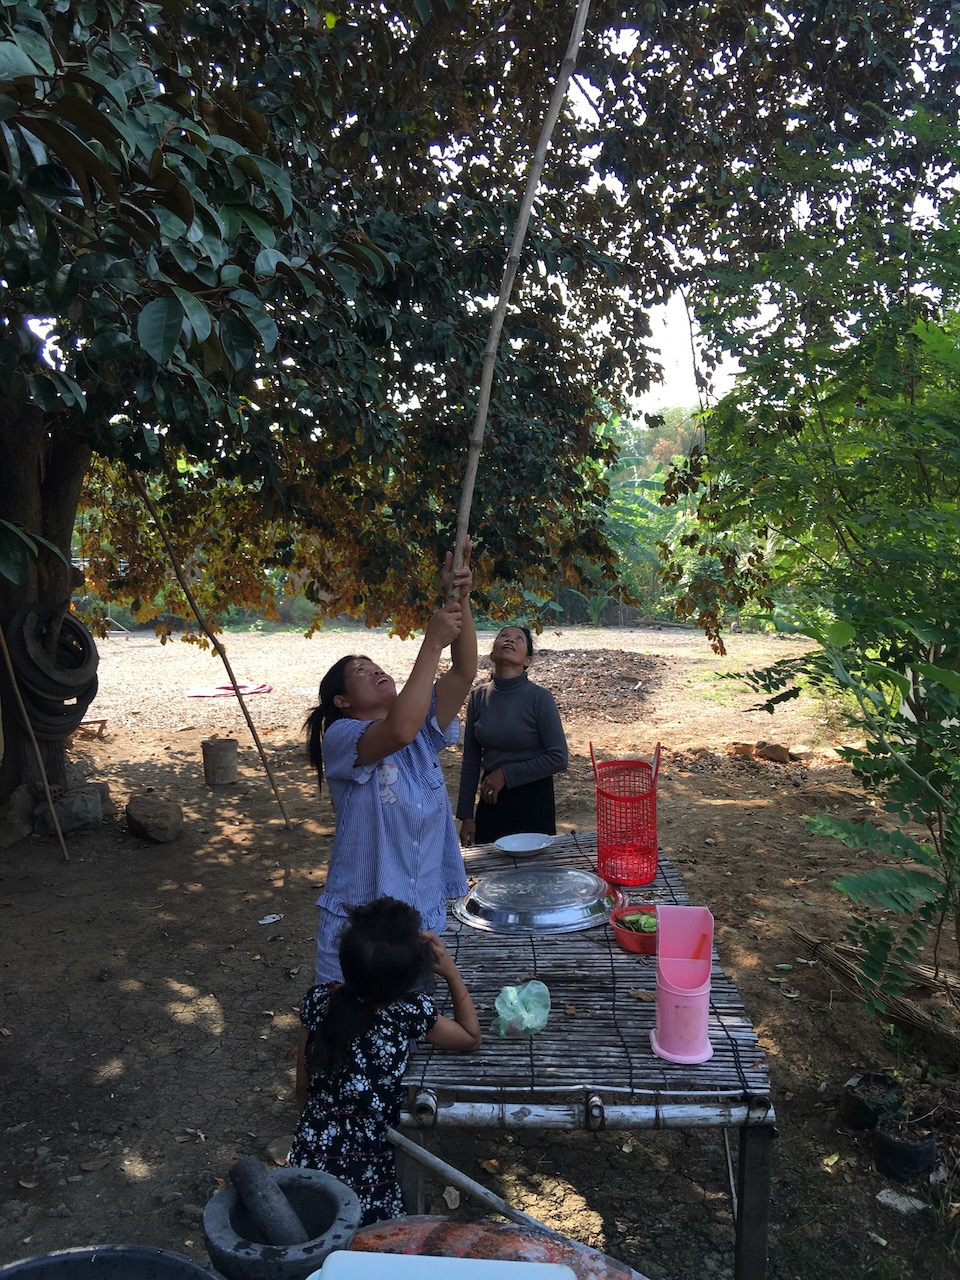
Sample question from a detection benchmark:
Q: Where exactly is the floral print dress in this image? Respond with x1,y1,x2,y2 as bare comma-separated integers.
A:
288,984,437,1225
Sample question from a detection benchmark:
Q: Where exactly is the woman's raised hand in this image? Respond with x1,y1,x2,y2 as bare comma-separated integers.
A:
441,536,473,601
425,599,463,649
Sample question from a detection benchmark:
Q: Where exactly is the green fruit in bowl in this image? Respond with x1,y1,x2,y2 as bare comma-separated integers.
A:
619,910,657,933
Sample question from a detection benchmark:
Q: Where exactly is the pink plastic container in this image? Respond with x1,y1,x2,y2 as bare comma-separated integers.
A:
650,905,714,1064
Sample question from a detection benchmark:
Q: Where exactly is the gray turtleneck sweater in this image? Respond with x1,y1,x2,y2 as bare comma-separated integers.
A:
455,671,568,819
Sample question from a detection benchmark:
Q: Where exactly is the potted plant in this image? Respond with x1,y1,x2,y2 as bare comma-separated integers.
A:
873,1094,938,1182
838,1070,903,1131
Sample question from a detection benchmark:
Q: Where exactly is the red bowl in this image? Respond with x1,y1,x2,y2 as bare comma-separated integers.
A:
609,904,658,954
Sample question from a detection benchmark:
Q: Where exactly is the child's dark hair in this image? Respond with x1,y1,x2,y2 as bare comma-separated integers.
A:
304,654,368,791
304,897,431,1077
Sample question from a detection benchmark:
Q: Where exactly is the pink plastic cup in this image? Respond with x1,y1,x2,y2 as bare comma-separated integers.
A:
650,905,714,1064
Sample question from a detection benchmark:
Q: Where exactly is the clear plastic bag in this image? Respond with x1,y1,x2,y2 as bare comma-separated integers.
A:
491,979,551,1038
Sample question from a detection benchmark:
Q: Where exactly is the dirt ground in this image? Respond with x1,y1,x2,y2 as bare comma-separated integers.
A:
1,624,958,1280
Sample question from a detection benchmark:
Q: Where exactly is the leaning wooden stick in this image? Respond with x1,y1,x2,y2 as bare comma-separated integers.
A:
128,470,293,831
450,0,593,587
0,626,70,862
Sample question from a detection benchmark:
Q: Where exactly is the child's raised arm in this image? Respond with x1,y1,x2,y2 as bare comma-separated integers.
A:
421,931,481,1051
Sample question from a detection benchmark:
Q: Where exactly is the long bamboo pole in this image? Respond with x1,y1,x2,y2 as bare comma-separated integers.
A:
128,471,293,830
450,0,593,584
386,1126,566,1239
387,1126,651,1280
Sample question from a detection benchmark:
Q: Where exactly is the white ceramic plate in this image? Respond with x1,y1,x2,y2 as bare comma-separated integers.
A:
493,832,555,854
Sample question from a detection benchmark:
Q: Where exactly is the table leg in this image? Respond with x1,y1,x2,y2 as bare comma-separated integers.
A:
734,1124,773,1280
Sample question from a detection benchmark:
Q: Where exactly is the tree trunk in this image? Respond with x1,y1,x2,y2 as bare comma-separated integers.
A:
0,401,92,800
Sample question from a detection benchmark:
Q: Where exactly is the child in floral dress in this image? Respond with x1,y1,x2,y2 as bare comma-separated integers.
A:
288,896,480,1224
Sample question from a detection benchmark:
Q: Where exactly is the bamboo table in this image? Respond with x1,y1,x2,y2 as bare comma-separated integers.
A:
400,832,776,1280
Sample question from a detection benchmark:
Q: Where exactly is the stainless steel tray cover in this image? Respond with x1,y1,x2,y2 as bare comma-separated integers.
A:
452,866,626,934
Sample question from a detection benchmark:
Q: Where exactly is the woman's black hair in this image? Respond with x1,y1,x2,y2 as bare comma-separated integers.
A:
303,654,369,791
304,897,431,1077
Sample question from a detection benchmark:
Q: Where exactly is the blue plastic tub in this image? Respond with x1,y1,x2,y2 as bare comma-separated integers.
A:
0,1246,215,1280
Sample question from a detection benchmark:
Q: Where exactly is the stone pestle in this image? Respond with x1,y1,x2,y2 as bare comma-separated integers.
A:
228,1156,310,1245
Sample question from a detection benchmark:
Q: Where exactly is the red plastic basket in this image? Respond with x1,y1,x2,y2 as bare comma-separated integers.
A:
590,742,661,886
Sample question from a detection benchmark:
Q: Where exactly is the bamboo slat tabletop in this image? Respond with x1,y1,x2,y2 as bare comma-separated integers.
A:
403,833,774,1119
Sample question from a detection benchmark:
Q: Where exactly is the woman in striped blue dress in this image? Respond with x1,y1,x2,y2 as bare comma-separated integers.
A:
305,546,476,983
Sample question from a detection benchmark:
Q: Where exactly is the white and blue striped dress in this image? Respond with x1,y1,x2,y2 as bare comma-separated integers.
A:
314,689,468,982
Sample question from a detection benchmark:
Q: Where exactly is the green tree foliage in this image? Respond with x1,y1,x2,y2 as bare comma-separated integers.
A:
599,407,706,618
737,620,960,1012
1,0,626,638
0,0,616,790
660,101,960,1016
662,108,960,650
2,0,956,797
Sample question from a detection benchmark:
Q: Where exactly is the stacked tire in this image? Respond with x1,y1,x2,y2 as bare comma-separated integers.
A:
5,605,99,740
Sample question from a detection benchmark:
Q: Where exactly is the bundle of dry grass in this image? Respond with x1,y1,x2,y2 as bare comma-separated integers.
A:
791,926,960,1063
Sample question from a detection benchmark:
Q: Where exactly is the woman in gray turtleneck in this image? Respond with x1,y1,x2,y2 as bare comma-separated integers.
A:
456,626,568,846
